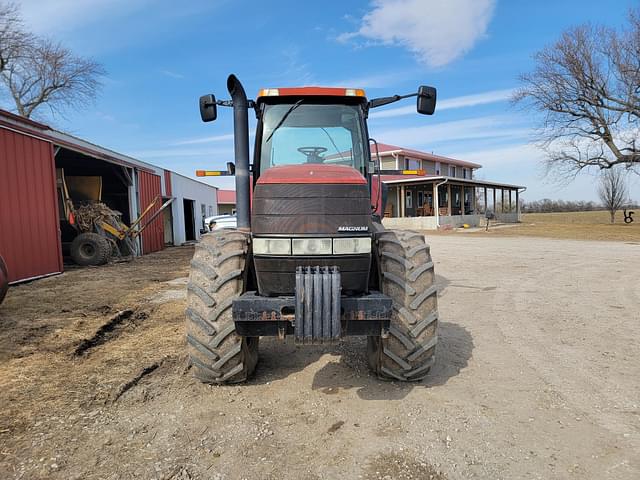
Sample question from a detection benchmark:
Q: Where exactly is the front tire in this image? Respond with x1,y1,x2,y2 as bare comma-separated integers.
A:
367,230,438,381
70,232,111,266
186,230,258,384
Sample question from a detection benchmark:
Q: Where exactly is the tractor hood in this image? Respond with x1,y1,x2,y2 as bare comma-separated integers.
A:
256,164,367,185
251,163,372,237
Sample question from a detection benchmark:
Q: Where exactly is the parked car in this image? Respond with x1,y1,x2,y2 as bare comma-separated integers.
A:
0,255,8,305
203,214,237,232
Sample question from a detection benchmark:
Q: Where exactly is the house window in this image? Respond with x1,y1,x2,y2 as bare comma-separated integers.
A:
463,168,467,179
418,191,424,207
405,190,413,209
435,162,441,175
449,165,456,177
406,158,421,170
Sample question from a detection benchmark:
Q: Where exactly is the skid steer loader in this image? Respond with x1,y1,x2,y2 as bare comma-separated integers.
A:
186,75,439,383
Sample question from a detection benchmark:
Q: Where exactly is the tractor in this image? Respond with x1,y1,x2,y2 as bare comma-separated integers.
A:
186,75,439,384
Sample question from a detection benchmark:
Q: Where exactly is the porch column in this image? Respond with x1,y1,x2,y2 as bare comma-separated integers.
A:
484,187,488,214
433,183,439,226
515,189,520,221
492,188,497,213
501,189,505,213
400,185,406,217
509,189,513,213
472,187,477,213
447,184,452,216
396,186,400,217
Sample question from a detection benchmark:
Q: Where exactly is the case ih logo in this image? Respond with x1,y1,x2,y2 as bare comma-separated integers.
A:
338,226,369,232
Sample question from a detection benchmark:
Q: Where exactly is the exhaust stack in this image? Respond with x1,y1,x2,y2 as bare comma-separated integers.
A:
227,74,251,229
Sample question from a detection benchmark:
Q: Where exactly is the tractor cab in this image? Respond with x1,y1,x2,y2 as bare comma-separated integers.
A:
253,87,370,181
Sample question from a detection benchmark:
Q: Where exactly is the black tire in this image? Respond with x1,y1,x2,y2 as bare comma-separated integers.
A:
0,255,8,305
367,230,438,381
185,230,258,384
70,232,111,266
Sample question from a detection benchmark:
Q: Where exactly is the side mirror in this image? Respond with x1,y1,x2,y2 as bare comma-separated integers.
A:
417,86,436,115
226,162,235,175
199,94,217,122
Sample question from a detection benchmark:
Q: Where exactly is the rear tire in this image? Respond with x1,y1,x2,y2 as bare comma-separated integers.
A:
70,232,111,266
186,230,258,384
367,230,438,381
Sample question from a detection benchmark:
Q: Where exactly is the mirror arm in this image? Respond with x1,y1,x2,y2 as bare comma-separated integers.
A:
368,92,418,109
216,99,255,108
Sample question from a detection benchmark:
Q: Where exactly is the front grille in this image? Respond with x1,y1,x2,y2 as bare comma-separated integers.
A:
294,266,341,344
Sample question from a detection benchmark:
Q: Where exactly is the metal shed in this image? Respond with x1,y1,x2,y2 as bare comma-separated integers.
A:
0,109,217,283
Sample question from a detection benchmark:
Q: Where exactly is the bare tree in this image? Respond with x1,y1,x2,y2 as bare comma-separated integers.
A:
0,1,105,118
0,2,32,74
514,9,640,177
598,168,629,223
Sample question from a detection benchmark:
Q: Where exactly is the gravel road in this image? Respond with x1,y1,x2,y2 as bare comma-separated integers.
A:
0,236,638,479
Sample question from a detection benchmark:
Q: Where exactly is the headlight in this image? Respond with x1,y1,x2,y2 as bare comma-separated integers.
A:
292,238,332,255
252,237,372,255
332,237,371,254
253,238,291,255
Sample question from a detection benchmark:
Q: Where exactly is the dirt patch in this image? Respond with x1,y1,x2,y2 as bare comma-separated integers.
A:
364,452,446,480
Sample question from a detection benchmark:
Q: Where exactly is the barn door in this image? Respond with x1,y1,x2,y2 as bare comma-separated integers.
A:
137,171,164,254
0,129,63,282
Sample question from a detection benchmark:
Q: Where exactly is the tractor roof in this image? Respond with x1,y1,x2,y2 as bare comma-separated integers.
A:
257,87,366,99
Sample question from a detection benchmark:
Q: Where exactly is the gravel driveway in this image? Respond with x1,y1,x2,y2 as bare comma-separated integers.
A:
1,236,638,479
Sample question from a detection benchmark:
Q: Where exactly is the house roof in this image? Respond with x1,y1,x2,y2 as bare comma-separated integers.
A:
381,174,525,190
380,174,439,182
371,143,482,169
217,189,236,204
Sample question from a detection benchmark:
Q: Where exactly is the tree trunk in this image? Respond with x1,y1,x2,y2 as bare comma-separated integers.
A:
610,211,615,224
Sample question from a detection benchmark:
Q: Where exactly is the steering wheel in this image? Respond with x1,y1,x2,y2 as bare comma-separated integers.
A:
297,146,327,164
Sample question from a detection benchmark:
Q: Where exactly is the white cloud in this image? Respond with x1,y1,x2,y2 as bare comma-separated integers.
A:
170,134,235,146
128,146,233,159
450,143,542,170
371,114,529,148
340,0,496,67
370,88,514,119
160,70,185,79
326,71,409,89
439,88,514,110
274,46,315,85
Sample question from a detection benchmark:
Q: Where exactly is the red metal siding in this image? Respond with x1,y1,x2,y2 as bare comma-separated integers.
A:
0,128,63,282
163,170,172,197
138,171,164,254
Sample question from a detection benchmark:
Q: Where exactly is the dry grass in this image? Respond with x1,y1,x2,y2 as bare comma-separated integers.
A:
472,210,640,242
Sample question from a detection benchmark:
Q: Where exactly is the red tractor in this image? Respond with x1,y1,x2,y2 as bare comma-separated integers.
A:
186,75,439,383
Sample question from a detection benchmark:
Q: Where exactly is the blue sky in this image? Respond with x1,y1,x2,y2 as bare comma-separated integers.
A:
14,0,640,201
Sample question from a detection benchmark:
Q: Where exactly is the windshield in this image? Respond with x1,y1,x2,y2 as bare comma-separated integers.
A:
259,103,367,174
